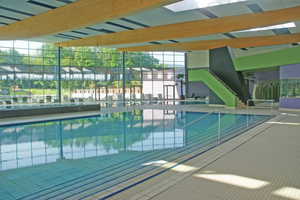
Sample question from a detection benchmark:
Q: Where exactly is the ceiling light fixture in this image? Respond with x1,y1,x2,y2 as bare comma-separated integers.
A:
165,0,247,12
232,22,296,33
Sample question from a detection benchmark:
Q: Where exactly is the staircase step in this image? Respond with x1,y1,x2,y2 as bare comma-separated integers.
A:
236,99,247,109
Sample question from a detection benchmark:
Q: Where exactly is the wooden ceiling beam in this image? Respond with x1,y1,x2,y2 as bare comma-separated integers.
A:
0,0,181,40
116,33,300,52
54,6,300,47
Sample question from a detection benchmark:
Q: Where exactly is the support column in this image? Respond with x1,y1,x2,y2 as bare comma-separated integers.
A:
58,47,61,103
184,53,188,98
122,52,126,102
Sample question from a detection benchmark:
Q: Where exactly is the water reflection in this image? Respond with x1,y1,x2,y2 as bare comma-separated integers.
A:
0,110,266,171
0,110,186,171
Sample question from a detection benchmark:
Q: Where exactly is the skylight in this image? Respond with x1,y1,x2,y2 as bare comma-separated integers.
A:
165,0,247,12
232,22,296,33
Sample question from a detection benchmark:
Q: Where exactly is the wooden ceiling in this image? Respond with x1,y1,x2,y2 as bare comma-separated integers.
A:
0,0,300,53
0,0,180,40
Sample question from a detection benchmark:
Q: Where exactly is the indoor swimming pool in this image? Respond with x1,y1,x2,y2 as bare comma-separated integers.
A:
0,109,270,199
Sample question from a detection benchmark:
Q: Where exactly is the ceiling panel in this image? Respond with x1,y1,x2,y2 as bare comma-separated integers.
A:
204,3,252,18
0,10,32,21
123,7,209,27
26,0,66,9
255,0,289,11
2,0,51,15
289,27,300,34
293,21,300,32
108,19,148,30
231,30,277,38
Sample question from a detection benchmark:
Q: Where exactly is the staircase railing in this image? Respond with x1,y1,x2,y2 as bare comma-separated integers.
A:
206,68,237,96
183,110,221,144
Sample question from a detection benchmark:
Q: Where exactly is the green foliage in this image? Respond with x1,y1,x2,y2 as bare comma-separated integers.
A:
13,91,29,95
243,72,255,83
176,73,185,81
0,48,24,64
1,43,168,97
176,73,185,97
243,72,256,90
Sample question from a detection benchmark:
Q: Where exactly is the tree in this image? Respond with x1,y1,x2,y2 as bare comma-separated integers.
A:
175,73,185,100
0,48,24,64
243,72,255,90
75,47,95,68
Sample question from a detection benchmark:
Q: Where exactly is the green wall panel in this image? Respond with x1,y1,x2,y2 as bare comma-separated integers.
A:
233,46,300,71
188,69,236,107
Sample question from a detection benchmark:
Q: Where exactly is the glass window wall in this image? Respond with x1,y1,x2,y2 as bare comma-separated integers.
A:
280,79,300,98
0,41,185,103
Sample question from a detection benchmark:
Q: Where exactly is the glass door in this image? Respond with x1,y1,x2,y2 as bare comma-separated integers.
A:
164,85,175,100
130,85,142,100
99,86,107,100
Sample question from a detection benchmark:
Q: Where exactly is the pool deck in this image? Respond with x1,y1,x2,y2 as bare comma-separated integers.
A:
1,103,299,199
107,104,300,200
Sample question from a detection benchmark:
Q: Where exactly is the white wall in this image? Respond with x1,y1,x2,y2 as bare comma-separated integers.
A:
186,51,209,69
186,51,210,98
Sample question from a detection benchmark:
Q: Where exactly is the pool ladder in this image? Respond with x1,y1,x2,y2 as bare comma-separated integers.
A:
183,110,221,144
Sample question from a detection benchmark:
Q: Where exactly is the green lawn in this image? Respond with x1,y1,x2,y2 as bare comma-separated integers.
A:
29,89,58,95
0,89,71,96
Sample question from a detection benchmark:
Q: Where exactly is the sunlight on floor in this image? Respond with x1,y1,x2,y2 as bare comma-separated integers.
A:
281,113,299,117
267,122,300,125
272,187,300,200
142,160,199,172
194,174,270,189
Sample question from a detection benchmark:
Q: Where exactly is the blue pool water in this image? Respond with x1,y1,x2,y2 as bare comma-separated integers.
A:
0,109,270,199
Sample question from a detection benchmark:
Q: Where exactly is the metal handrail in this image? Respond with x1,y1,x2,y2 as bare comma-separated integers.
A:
206,68,237,96
183,110,221,144
247,99,274,118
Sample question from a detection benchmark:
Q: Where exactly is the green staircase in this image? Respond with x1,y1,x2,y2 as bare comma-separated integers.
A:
189,68,246,108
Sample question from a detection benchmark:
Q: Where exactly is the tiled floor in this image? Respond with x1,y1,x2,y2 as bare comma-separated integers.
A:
106,105,300,200
1,102,299,200
149,114,300,200
105,104,300,199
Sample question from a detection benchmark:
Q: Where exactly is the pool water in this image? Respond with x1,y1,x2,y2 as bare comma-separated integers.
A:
0,109,270,199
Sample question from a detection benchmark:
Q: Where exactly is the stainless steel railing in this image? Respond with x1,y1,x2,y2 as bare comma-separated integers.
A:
183,110,221,144
247,99,274,117
206,68,237,96
247,99,274,127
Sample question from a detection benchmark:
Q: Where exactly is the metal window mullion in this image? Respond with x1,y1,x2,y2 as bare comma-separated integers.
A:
184,53,188,98
58,47,61,103
122,52,125,101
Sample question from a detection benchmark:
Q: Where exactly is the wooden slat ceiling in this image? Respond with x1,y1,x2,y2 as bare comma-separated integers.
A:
0,0,300,53
117,33,300,51
0,0,181,40
54,6,300,48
